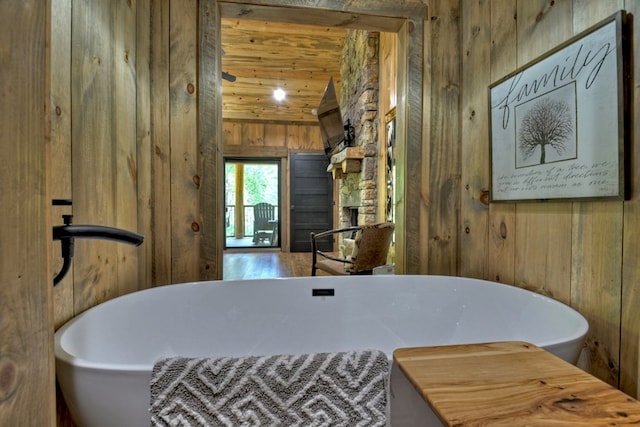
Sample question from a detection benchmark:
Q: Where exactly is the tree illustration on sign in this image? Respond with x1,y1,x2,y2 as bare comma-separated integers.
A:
518,97,573,165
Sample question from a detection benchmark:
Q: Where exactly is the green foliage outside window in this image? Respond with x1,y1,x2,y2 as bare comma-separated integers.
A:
224,161,279,237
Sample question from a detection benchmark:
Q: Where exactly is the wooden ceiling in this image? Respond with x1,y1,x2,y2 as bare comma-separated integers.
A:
221,19,347,123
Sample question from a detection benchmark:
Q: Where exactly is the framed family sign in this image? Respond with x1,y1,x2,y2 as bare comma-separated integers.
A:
489,10,629,202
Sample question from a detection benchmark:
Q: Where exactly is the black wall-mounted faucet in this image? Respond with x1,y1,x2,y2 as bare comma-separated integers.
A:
52,199,144,286
53,223,144,246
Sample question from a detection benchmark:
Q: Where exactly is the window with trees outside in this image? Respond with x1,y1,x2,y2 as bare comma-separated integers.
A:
224,159,280,248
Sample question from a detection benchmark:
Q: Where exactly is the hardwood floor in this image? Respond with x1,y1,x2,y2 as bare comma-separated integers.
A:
223,250,316,280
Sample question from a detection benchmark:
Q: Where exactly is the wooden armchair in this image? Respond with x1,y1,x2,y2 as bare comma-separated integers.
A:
310,222,394,276
253,203,275,244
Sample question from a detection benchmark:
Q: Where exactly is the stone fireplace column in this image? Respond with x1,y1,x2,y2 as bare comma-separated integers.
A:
337,29,380,226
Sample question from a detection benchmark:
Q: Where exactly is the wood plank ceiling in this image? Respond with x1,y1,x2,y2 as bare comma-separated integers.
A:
221,19,347,123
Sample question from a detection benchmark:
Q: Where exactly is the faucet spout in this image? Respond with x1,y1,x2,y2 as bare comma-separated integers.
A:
52,223,144,286
51,200,145,286
53,225,144,246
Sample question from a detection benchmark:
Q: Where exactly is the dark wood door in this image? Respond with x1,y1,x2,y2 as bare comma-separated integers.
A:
290,153,333,252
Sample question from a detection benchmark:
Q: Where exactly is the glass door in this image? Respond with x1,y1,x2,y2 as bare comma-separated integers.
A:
224,158,280,249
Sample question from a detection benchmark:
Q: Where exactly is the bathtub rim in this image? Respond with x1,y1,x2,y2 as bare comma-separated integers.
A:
54,275,589,373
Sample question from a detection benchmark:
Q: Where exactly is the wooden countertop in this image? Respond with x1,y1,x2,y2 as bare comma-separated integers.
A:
393,341,640,426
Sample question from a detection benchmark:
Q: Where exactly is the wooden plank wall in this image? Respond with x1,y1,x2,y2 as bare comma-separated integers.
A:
0,1,55,425
31,1,640,424
458,0,640,395
425,0,460,276
137,0,153,289
52,0,206,330
621,0,640,398
66,0,142,314
169,0,200,283
71,0,118,310
150,0,172,286
50,0,212,421
114,0,141,298
223,120,323,155
51,0,74,327
48,0,328,351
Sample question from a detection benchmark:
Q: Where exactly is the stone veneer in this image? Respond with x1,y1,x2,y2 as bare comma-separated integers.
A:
338,29,380,228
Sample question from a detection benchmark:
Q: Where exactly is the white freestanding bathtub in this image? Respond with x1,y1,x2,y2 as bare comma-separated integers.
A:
55,275,588,427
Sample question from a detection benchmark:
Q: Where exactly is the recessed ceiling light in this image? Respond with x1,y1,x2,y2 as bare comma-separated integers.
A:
273,88,286,102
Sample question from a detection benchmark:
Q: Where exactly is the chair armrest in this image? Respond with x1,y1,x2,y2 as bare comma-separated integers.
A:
315,250,351,264
311,226,360,273
312,226,361,240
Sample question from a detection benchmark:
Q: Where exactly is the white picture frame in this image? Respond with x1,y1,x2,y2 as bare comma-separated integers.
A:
489,10,629,202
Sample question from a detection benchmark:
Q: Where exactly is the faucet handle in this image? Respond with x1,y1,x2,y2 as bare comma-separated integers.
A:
52,199,72,206
62,214,73,225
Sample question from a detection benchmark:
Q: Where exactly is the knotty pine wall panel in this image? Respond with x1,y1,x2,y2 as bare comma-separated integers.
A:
621,0,640,400
460,0,491,279
425,0,459,276
150,0,173,286
459,0,639,394
71,0,119,311
114,0,141,298
169,0,200,284
223,120,323,156
291,125,323,151
0,1,54,424
136,0,153,291
35,3,640,427
568,0,625,389
54,2,150,424
61,0,143,317
223,121,242,147
486,0,516,286
264,123,287,147
51,0,73,328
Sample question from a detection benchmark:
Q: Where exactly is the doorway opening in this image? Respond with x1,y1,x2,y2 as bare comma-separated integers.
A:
203,1,425,277
224,158,281,249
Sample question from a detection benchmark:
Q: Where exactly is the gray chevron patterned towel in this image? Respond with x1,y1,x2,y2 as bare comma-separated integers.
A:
149,350,389,426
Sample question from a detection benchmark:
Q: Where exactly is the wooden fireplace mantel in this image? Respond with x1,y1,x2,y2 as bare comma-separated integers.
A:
326,146,365,179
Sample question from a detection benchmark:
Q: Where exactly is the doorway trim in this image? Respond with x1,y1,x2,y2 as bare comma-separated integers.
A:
199,0,426,278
